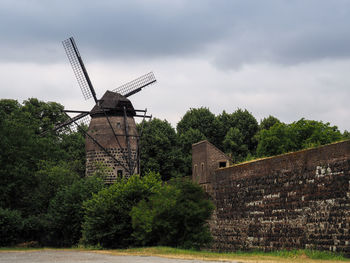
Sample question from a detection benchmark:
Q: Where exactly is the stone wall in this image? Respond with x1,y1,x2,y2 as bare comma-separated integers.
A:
192,140,350,254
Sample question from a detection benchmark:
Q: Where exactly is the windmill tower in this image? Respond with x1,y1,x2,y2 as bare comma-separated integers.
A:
53,37,156,183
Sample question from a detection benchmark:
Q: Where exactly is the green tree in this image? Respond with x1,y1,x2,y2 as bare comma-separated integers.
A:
131,178,214,249
230,109,259,153
223,127,249,163
256,119,343,157
139,119,182,180
177,107,216,142
45,176,105,247
81,172,162,248
0,98,87,244
259,115,280,130
343,130,350,140
291,118,342,149
256,122,296,157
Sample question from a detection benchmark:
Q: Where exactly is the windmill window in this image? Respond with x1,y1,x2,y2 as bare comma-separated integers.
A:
219,161,227,168
117,122,121,129
201,163,204,173
194,164,198,176
117,170,123,177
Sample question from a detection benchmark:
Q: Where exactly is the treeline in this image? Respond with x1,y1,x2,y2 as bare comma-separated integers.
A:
140,108,349,179
0,98,348,248
0,99,212,248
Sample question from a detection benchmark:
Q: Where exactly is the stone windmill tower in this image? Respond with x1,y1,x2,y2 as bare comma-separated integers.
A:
53,37,156,183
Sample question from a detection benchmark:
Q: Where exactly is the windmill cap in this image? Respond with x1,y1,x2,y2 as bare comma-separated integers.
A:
90,90,136,117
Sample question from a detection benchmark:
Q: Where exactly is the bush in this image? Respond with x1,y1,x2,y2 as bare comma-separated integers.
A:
45,176,105,247
0,208,23,246
131,178,214,249
81,172,162,248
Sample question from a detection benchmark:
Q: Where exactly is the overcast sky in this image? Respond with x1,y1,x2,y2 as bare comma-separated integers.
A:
1,0,349,131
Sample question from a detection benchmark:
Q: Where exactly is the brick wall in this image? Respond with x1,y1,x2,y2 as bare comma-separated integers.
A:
192,140,350,254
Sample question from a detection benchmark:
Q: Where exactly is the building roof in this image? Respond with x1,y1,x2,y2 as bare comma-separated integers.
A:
90,90,136,117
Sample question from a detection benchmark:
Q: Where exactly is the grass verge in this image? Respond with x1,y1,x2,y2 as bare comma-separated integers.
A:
92,246,350,262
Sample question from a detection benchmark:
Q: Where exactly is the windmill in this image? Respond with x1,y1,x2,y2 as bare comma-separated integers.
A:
53,37,156,183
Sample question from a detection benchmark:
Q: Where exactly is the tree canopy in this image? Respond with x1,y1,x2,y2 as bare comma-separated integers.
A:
0,97,348,248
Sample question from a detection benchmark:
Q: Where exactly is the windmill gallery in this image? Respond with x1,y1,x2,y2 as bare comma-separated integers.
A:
52,37,157,183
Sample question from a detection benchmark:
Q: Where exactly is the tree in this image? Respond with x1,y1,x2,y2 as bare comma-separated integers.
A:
177,107,216,142
45,176,105,247
259,115,280,130
223,127,249,163
343,130,350,140
212,110,235,150
230,109,259,153
0,98,87,245
256,119,343,157
256,122,296,157
81,172,162,248
139,119,183,180
0,99,76,211
290,118,342,149
131,178,214,249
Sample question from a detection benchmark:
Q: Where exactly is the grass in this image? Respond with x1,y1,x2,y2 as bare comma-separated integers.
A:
92,246,350,262
1,246,349,262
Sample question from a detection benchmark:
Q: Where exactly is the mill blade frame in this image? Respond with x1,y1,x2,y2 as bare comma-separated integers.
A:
62,37,98,103
113,72,156,97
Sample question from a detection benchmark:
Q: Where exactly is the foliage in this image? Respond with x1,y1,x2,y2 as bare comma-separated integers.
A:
0,98,87,245
177,107,216,142
131,178,214,249
256,118,343,157
213,109,258,161
229,109,259,153
0,208,23,246
343,130,350,140
81,172,162,248
260,115,280,130
256,122,296,157
138,119,183,180
45,176,105,247
223,127,249,163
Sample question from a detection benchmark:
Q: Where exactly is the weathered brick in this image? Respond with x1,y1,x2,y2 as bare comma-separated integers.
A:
192,140,350,254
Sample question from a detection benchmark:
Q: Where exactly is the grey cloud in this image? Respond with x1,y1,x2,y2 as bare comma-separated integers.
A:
1,0,350,68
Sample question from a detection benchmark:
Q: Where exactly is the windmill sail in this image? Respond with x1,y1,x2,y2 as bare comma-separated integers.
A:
113,72,156,97
53,112,90,132
62,37,98,103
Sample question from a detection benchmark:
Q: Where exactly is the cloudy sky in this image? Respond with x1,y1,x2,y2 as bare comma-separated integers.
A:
1,0,349,131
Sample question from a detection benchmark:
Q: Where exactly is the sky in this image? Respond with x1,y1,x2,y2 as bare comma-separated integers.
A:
0,0,349,131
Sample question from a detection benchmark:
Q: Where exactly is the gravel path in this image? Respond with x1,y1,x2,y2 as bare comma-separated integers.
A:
0,250,237,263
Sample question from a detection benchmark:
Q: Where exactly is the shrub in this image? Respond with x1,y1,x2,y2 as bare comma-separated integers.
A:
131,178,214,249
0,208,23,246
81,172,162,248
45,176,105,247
